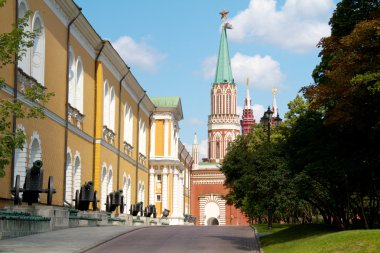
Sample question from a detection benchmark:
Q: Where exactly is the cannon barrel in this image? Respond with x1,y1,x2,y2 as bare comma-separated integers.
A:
31,160,43,175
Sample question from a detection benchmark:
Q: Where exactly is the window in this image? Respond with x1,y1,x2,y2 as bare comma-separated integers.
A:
75,57,84,113
100,166,107,211
31,12,45,85
226,94,231,114
124,103,133,145
139,119,146,156
216,140,220,159
14,125,27,188
156,174,162,182
103,81,109,127
68,48,75,106
103,81,115,131
65,150,73,204
156,194,161,202
73,154,81,202
109,87,115,131
18,0,30,75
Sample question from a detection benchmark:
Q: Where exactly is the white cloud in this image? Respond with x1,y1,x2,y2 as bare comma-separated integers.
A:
228,0,334,52
183,139,208,161
198,139,208,159
202,56,217,79
237,105,243,118
253,104,265,122
231,53,283,89
202,53,283,90
112,36,166,73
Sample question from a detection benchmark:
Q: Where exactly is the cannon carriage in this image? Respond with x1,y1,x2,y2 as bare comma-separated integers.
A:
105,190,124,213
11,160,56,205
143,204,157,218
74,181,98,211
129,202,143,216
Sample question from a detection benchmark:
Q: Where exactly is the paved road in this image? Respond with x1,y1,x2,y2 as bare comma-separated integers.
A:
85,226,260,253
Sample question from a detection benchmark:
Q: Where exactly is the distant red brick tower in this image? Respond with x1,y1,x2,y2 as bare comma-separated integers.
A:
190,10,249,226
241,79,255,135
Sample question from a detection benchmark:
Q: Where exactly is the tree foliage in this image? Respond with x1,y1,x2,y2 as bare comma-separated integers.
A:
0,0,54,177
222,0,380,229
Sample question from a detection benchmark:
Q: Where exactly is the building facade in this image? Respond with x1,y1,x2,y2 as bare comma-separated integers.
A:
241,80,255,135
0,0,192,219
190,11,249,226
149,97,192,224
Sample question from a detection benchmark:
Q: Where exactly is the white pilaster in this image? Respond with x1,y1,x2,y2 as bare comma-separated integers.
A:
149,167,155,205
164,119,168,156
171,121,175,158
162,167,168,210
150,120,156,157
172,167,179,216
179,172,184,216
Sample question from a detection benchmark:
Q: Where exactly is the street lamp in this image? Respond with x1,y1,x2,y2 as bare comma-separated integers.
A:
260,106,282,230
260,106,273,142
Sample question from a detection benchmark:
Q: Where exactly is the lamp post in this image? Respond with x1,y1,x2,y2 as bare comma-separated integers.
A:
260,106,273,142
260,106,282,230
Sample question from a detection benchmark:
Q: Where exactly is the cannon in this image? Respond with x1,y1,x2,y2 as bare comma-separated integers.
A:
130,202,143,216
105,190,124,213
162,208,170,218
11,160,56,205
74,181,98,211
143,204,157,218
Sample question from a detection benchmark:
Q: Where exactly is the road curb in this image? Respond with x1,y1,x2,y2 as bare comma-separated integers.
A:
252,226,264,253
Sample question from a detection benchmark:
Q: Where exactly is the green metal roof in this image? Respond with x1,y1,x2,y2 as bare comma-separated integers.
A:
151,96,180,108
214,26,233,84
150,96,183,121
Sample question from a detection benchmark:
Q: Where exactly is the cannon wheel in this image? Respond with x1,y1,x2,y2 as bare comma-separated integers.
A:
93,191,98,211
106,195,110,212
120,196,124,214
13,175,21,205
47,176,54,205
75,190,80,210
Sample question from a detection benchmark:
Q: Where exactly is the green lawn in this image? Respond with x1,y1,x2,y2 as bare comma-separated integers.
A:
253,224,380,253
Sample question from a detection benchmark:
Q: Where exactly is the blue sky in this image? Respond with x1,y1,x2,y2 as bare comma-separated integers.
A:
75,0,338,158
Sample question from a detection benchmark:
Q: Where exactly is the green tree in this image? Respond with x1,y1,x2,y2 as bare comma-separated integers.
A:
0,0,53,177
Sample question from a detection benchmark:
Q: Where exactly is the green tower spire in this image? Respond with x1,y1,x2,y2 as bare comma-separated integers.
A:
214,24,233,84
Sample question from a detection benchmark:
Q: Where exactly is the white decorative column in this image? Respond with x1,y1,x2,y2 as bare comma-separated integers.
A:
150,119,156,157
149,167,155,205
172,167,179,217
162,167,168,210
164,119,168,156
171,121,175,158
179,172,184,216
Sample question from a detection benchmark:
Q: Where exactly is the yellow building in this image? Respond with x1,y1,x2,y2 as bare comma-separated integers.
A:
149,97,193,224
0,0,158,212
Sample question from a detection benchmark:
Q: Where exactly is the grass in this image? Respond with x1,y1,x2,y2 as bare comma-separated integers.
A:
253,224,380,253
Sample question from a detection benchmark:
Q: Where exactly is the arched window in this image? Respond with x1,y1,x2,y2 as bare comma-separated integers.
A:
103,81,109,127
100,166,107,211
18,0,30,75
216,140,220,159
75,57,84,113
226,93,231,114
109,87,115,131
68,48,75,106
139,119,146,156
217,95,221,114
31,12,45,85
14,125,27,187
73,154,81,201
124,103,133,145
29,132,42,167
123,174,131,214
107,167,113,196
65,150,73,204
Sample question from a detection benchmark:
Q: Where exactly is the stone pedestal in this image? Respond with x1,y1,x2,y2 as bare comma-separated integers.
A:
5,205,69,230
